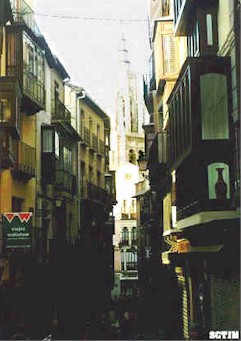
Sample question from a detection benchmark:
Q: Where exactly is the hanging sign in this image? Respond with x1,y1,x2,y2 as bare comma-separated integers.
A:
3,212,32,249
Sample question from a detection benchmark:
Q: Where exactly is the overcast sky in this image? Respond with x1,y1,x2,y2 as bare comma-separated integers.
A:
34,0,151,115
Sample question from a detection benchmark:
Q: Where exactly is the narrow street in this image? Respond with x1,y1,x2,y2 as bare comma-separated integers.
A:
0,0,240,340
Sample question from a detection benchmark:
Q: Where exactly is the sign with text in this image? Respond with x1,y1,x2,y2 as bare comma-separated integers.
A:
3,212,32,249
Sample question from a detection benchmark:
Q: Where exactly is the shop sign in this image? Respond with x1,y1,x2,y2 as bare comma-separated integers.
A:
3,212,32,249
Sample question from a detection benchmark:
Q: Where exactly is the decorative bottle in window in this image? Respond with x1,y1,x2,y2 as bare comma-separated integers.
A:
215,167,227,200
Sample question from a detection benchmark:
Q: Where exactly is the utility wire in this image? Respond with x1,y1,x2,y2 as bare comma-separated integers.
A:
33,13,149,22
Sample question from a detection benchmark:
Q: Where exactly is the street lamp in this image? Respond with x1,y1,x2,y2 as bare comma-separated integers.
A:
55,197,63,207
137,151,149,172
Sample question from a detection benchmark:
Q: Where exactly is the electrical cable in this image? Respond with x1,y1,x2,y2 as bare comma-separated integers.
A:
14,11,149,22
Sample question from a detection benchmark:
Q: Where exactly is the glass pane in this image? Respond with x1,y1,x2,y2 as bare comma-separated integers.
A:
201,73,229,140
54,132,60,157
43,129,53,152
206,14,213,46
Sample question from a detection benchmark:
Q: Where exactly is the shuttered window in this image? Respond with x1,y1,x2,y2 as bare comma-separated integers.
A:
162,35,177,75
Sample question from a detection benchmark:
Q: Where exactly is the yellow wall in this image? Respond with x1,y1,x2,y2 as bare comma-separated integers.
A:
0,26,6,76
0,171,35,213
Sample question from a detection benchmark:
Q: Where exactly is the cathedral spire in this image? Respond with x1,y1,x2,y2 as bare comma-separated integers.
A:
118,34,131,66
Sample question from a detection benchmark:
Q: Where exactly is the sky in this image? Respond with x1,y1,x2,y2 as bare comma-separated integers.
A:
34,0,151,116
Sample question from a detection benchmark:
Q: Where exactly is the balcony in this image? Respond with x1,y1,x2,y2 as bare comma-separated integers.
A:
92,133,98,152
148,131,168,190
130,213,137,219
0,77,21,138
6,65,45,114
12,141,35,181
168,56,232,172
121,213,129,220
86,181,112,204
81,127,91,146
120,213,137,220
98,140,105,157
119,240,129,247
51,99,80,139
173,0,195,36
23,69,45,111
51,98,71,124
6,22,45,114
11,0,42,37
131,239,137,246
173,0,218,37
55,169,75,194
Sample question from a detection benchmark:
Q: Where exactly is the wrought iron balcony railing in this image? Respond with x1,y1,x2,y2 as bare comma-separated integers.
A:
51,98,71,123
86,181,111,203
23,69,45,109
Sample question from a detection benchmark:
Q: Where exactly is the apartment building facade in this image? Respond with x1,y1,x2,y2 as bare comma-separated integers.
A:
142,0,240,339
0,0,116,338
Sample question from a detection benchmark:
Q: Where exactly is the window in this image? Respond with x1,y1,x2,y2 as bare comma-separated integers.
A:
187,21,200,57
122,227,129,242
131,199,136,213
131,227,137,241
22,34,45,81
63,147,72,172
42,129,53,152
12,196,24,212
162,35,177,74
200,73,229,140
206,14,213,45
129,149,136,164
0,99,11,122
42,127,59,157
208,163,230,200
122,200,127,213
126,248,137,270
7,32,19,68
55,132,60,157
162,0,170,16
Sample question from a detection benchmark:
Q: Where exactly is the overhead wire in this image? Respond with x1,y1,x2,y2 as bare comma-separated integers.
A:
32,13,149,23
